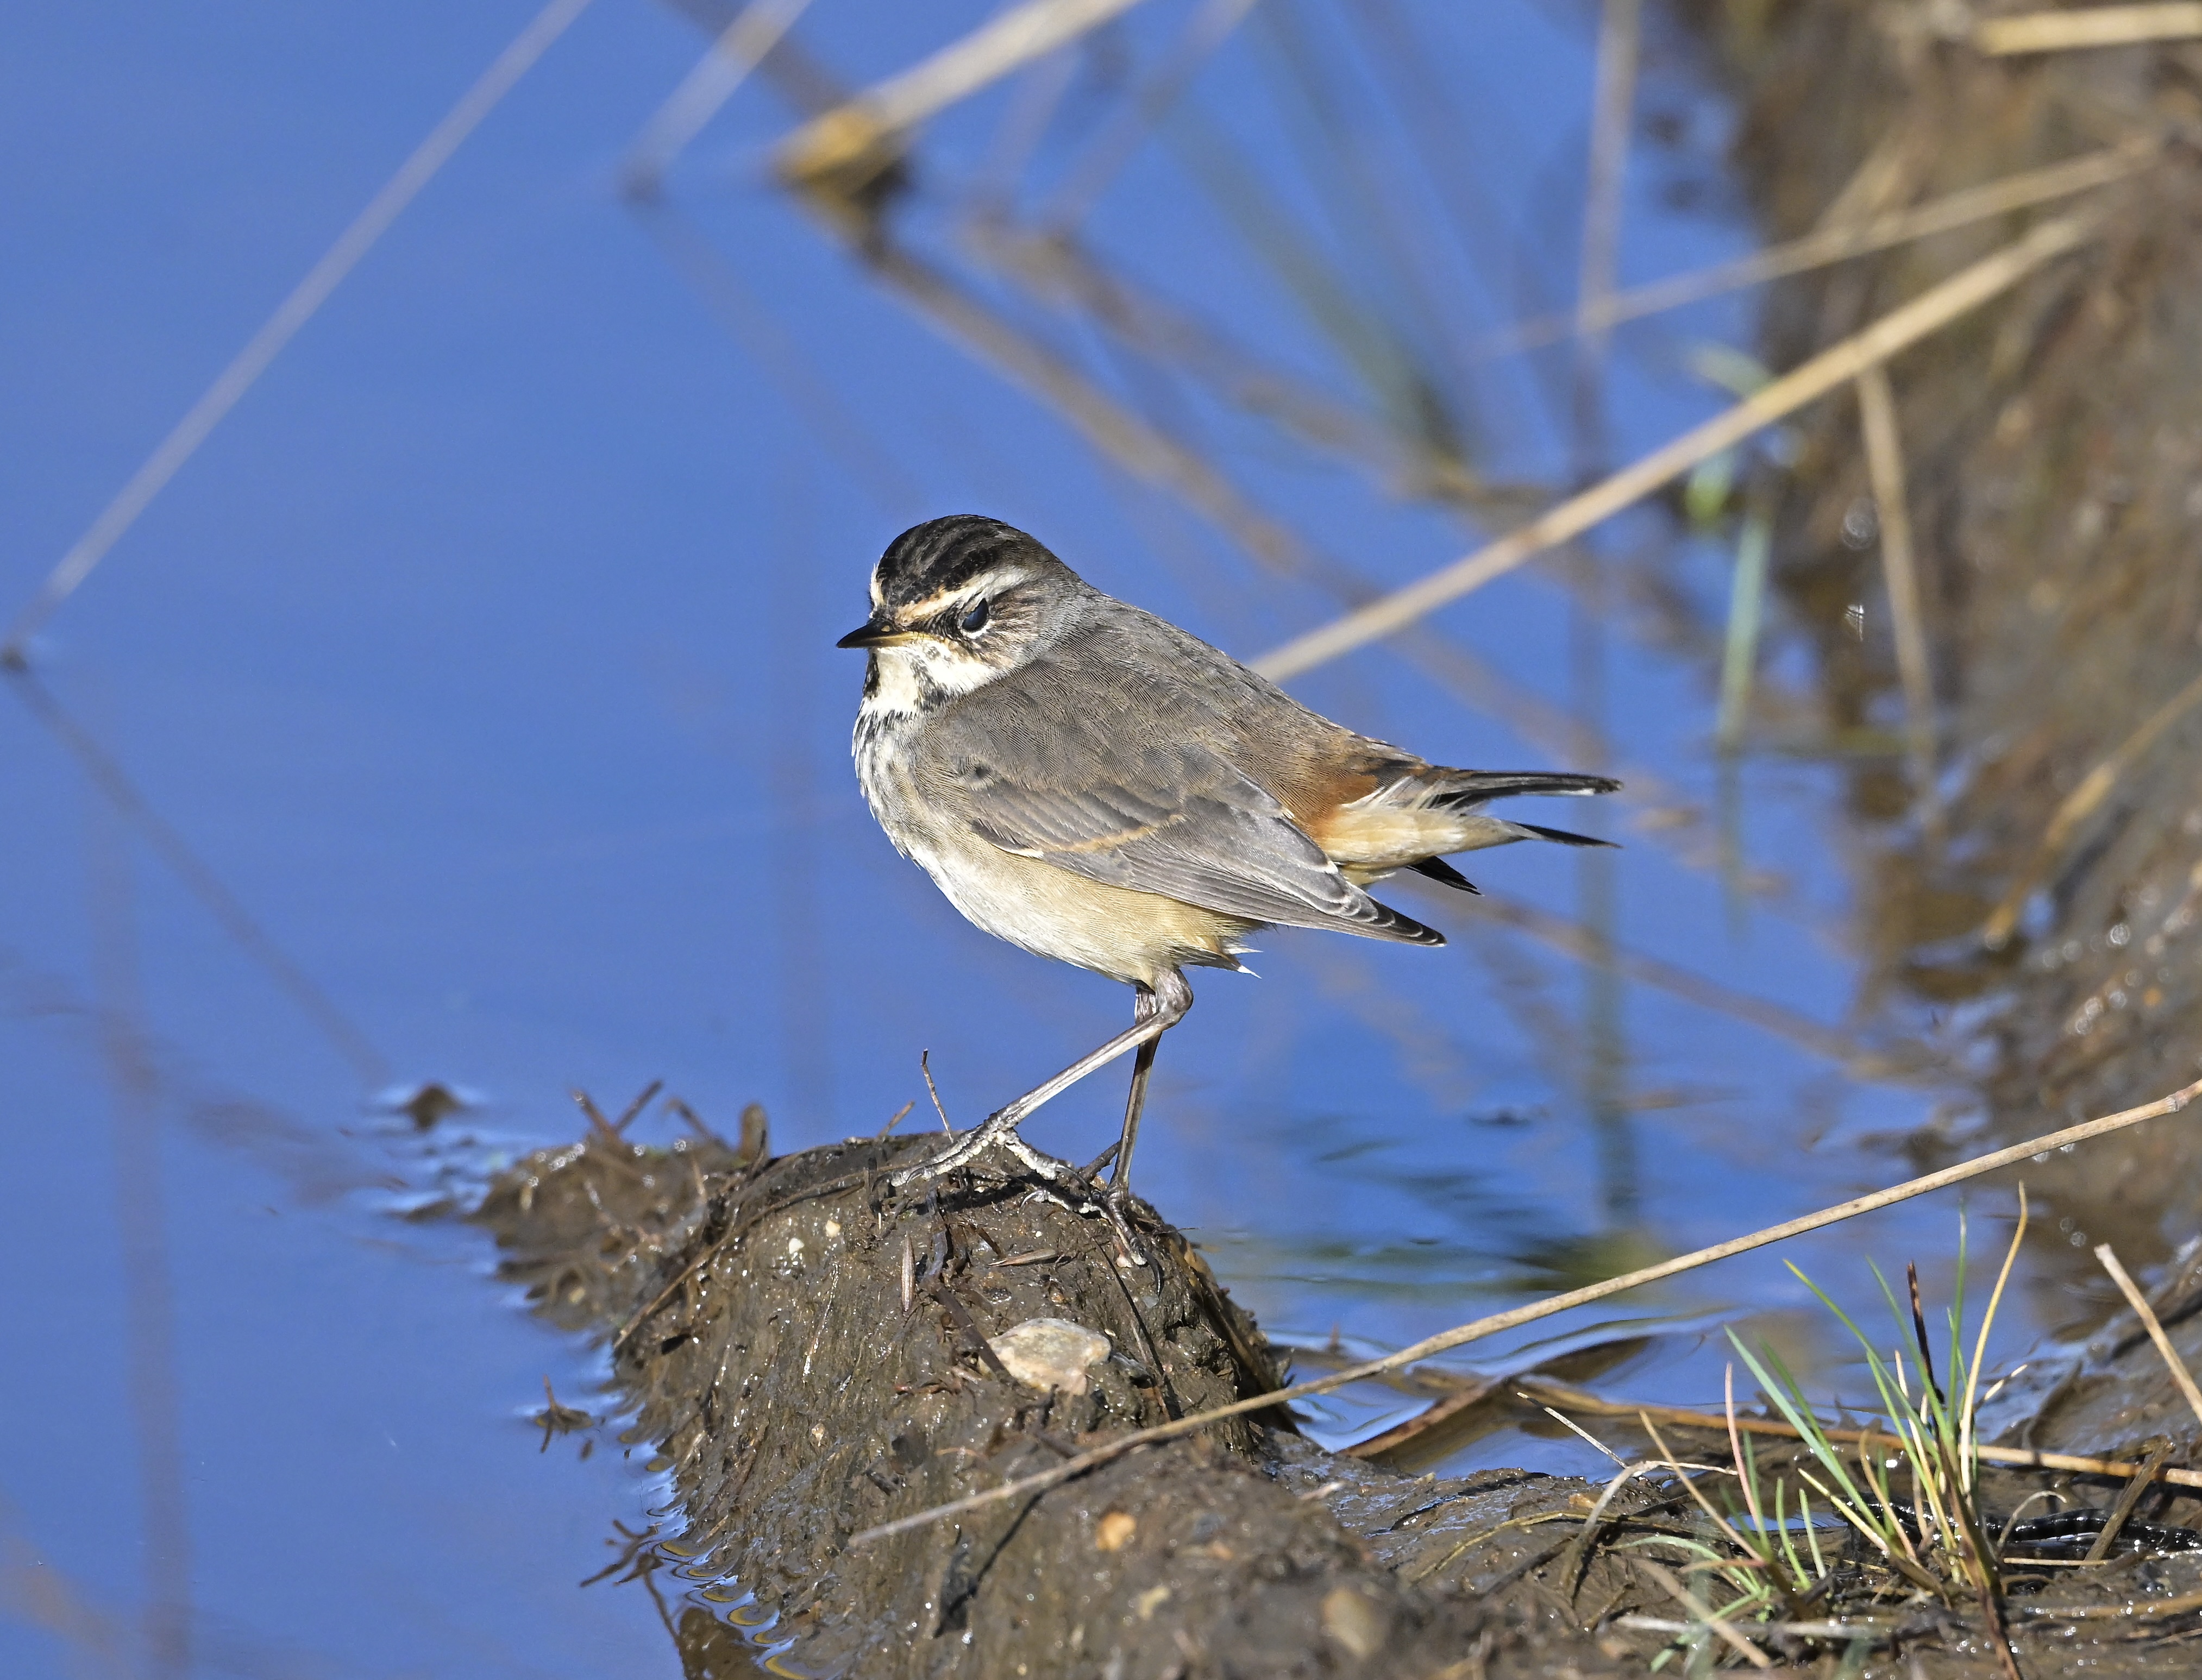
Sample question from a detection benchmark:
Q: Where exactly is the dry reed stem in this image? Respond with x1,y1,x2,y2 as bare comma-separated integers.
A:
1472,891,1922,1076
1341,1377,1497,1459
851,1074,2202,1543
1509,1375,2202,1492
1980,662,2202,945
1470,144,2149,360
1857,364,1940,826
1976,3,2202,55
2081,1437,2174,1564
0,0,597,665
623,0,815,193
2093,1243,2202,1431
1629,1555,1774,1669
5,669,390,1087
1040,0,1265,229
1253,212,2102,682
2018,1583,2202,1619
1572,0,1641,456
1619,1615,1887,1641
776,0,1154,185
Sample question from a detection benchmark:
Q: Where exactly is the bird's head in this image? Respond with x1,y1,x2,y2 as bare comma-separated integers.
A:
837,515,1083,707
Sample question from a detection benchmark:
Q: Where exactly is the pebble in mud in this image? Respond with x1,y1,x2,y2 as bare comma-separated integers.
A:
984,1317,1111,1395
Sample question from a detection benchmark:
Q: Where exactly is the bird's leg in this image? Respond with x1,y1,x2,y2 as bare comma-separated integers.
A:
893,971,1193,1193
1109,983,1168,1206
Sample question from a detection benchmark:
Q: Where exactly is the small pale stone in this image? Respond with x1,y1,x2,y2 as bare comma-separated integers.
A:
1322,1587,1387,1659
985,1317,1111,1395
823,1219,842,1238
786,1237,804,1256
1094,1510,1136,1552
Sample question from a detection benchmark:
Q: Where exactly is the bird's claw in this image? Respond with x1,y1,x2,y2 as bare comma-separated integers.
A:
889,1126,1149,1267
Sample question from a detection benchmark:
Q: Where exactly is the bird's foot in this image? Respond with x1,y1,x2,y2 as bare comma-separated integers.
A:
1099,1186,1151,1270
890,1120,1150,1267
889,1110,1068,1190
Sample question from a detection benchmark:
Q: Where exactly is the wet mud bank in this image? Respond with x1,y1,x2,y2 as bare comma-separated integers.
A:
478,1111,2202,1676
1677,4,2202,1456
477,1122,1633,1675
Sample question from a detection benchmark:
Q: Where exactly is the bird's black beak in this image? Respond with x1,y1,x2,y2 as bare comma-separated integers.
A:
836,616,919,650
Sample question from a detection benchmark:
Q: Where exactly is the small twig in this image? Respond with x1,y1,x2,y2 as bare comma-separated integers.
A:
930,1278,1015,1383
849,1077,2202,1545
1628,1556,1773,1669
2083,1438,2176,1565
667,1098,726,1147
572,1090,628,1149
1252,212,2103,681
920,1052,955,1135
2096,1243,2202,1432
612,1080,664,1134
1539,1403,1632,1470
875,1099,917,1140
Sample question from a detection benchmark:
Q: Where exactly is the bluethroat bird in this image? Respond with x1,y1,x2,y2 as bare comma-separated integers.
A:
840,516,1618,1241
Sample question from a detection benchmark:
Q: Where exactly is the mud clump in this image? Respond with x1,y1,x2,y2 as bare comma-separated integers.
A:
476,1123,1629,1676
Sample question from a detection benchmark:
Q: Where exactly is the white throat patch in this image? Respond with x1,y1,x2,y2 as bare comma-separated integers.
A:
862,639,1000,715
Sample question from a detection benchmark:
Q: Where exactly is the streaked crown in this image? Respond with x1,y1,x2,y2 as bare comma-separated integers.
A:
870,515,1074,611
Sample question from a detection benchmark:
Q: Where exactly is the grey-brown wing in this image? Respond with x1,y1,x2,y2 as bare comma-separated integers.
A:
953,748,1441,946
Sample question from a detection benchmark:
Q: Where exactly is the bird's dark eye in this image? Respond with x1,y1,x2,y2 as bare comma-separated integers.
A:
959,599,990,633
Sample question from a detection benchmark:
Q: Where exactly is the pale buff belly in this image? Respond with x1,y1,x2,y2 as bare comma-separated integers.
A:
899,819,1255,986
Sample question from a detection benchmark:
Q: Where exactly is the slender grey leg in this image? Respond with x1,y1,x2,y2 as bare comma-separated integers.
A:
894,969,1193,1191
1110,983,1169,1207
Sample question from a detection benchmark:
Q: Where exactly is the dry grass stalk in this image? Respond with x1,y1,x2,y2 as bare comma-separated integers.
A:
1856,365,1940,827
1508,1384,2202,1492
1976,3,2202,55
2019,1584,2202,1619
1040,0,1265,229
1341,1377,1496,1459
1473,891,1921,1076
1980,662,2202,945
2081,1437,2175,1564
1571,0,1641,455
5,668,392,1087
776,0,1154,187
851,1074,2202,1543
2093,1243,2202,1430
1252,212,2103,682
1470,143,2150,360
622,0,815,193
1629,1555,1774,1669
0,0,597,665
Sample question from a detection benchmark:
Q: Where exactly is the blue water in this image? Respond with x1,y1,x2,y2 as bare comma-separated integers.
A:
1,2,1996,1673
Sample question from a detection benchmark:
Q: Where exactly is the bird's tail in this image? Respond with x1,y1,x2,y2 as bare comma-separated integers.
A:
1420,769,1621,806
